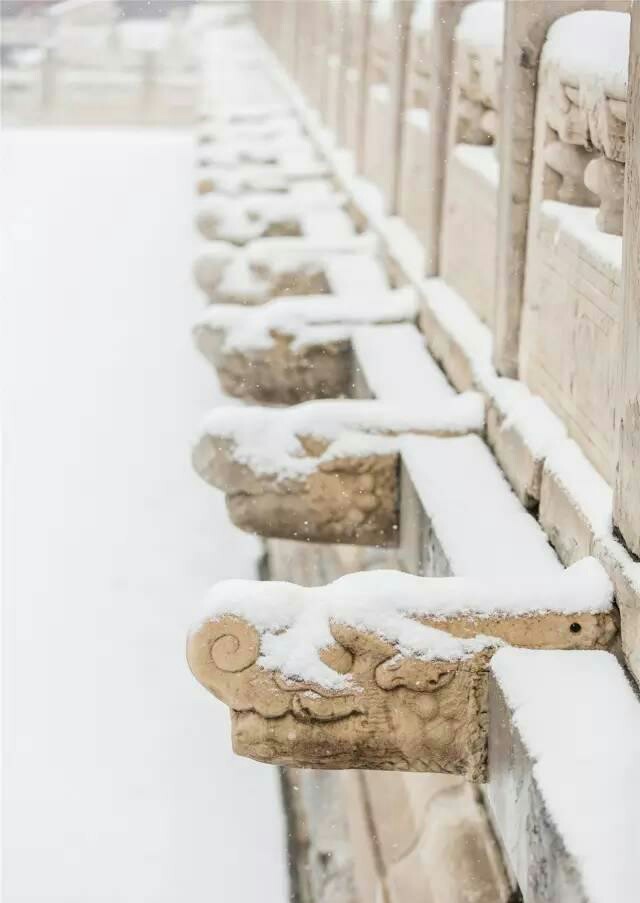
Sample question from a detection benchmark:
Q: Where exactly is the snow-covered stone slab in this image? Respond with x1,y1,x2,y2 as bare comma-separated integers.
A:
350,320,565,580
539,438,613,567
195,159,333,196
195,191,351,245
488,647,640,903
187,559,615,778
197,135,319,170
193,235,379,304
192,396,485,546
352,323,454,406
193,287,416,404
197,115,302,148
486,379,568,509
202,101,294,126
418,276,494,392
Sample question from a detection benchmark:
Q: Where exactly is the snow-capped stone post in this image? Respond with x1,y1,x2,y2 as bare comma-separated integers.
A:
191,396,485,546
187,560,616,779
515,8,629,486
614,3,640,558
493,0,629,378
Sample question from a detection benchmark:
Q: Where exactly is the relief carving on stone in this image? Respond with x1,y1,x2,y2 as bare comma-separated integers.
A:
192,396,485,545
541,17,628,235
453,14,502,147
187,560,616,780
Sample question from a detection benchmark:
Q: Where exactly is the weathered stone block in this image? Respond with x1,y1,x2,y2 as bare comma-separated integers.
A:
192,397,484,545
192,289,416,405
187,562,615,779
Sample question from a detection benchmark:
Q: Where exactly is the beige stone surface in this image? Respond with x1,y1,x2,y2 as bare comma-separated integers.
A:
440,149,499,327
521,198,621,484
614,5,640,562
194,431,400,546
486,402,545,508
188,598,614,779
539,464,595,566
194,324,353,405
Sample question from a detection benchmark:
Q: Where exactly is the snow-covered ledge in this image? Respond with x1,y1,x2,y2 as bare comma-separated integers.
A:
197,134,319,170
193,234,378,303
193,287,416,404
195,190,351,245
187,559,616,779
192,396,484,546
488,647,640,903
196,113,301,149
195,159,330,196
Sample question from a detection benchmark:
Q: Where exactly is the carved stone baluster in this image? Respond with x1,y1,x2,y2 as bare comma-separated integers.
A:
543,140,598,205
584,155,625,235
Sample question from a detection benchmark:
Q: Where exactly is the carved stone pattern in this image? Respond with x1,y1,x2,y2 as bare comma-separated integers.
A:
188,608,615,781
543,74,627,236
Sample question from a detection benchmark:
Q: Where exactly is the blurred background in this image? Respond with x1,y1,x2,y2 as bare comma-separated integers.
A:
1,3,290,902
1,0,242,127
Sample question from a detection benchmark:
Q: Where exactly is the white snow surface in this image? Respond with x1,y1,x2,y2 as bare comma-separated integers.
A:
196,189,351,244
195,286,417,352
544,439,614,537
541,200,622,277
401,435,562,578
453,143,500,187
2,130,287,903
492,380,568,461
353,323,455,404
199,395,486,479
542,10,630,103
456,0,505,55
491,647,640,903
193,558,612,691
421,276,495,385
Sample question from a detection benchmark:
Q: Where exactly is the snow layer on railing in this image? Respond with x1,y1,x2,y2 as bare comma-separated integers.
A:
422,277,494,384
323,254,389,295
198,233,380,300
542,10,630,103
491,647,640,903
456,0,505,56
401,434,562,578
194,559,612,690
544,439,613,537
198,395,485,478
353,323,454,405
541,201,622,277
405,108,430,130
453,144,500,188
196,287,417,353
493,383,567,461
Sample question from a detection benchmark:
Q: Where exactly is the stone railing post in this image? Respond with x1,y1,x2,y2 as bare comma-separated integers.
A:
614,3,640,556
493,0,629,379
